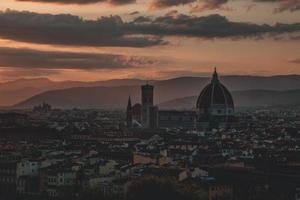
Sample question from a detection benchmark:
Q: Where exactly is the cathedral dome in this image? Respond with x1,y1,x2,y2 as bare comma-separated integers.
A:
196,68,234,116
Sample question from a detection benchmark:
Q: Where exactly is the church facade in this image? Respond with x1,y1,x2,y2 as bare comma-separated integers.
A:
126,68,236,130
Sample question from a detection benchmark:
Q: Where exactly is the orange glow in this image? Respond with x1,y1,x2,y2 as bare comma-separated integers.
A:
0,0,300,82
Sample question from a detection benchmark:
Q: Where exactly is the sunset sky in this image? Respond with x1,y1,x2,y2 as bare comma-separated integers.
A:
0,0,300,82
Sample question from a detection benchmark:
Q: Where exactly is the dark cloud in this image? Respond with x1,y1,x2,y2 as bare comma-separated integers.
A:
150,0,232,11
166,10,179,16
12,0,300,13
129,11,140,15
0,47,155,70
128,14,300,39
290,34,300,40
190,0,230,12
16,0,135,5
0,69,60,79
292,58,300,63
0,10,164,48
254,0,300,13
149,0,300,13
1,10,300,48
150,0,196,9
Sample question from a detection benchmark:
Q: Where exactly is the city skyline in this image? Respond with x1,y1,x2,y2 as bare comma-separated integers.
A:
0,0,300,81
1,2,300,198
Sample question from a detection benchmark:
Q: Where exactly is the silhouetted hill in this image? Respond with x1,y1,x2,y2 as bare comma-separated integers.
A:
0,78,147,106
16,86,140,109
16,85,300,109
159,89,300,109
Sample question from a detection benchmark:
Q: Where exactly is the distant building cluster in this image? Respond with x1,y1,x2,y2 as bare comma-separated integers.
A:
33,103,52,113
126,68,237,130
1,109,300,200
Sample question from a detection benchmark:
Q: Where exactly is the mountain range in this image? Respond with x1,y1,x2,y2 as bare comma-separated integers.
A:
159,89,300,109
0,78,148,107
11,75,300,109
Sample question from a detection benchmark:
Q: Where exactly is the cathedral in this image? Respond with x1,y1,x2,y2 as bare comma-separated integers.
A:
196,68,235,129
126,68,236,130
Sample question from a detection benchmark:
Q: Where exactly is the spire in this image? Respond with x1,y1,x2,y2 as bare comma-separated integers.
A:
127,96,132,110
211,67,219,83
126,96,133,129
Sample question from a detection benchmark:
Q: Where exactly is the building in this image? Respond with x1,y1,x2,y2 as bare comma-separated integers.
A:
0,153,20,196
149,106,158,129
126,68,235,130
186,177,233,200
133,152,172,166
158,110,196,129
16,159,40,178
196,68,235,129
127,84,158,129
41,166,77,198
0,112,30,127
132,103,142,126
126,97,133,129
16,176,39,196
141,84,155,128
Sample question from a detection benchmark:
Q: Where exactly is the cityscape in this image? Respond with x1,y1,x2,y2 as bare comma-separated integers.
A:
1,0,300,200
1,69,300,200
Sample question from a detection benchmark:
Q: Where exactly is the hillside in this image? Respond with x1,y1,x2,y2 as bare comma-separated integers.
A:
4,75,300,107
16,85,300,109
159,89,300,109
0,78,147,106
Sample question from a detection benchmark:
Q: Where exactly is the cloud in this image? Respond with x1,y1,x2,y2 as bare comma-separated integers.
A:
254,0,300,13
0,9,164,48
16,0,136,5
190,0,230,12
149,0,196,9
157,70,211,78
0,68,60,80
129,11,140,15
149,0,300,13
1,10,300,48
150,0,233,11
128,14,300,39
292,58,300,63
12,0,300,13
0,47,156,70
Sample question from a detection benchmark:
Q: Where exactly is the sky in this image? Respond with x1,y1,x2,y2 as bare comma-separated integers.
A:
0,0,300,82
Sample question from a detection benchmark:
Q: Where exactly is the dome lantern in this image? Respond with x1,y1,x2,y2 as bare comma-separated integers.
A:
211,67,219,83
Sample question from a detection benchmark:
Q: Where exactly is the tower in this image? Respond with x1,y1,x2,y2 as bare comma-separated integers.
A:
141,84,155,128
141,84,154,108
126,96,133,129
149,106,158,129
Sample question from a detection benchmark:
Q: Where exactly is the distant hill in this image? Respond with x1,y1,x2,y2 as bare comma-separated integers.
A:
159,89,300,109
0,78,148,106
16,85,141,109
15,85,300,109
